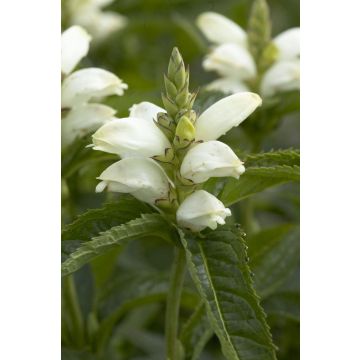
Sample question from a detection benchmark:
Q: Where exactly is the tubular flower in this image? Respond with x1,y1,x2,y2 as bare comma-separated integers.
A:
93,48,261,232
196,11,300,97
176,190,231,232
95,158,172,205
61,26,127,149
64,0,127,41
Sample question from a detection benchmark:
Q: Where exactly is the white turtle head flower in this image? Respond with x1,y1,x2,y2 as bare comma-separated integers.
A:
180,141,245,183
95,157,172,205
176,190,231,232
61,25,91,76
194,92,262,141
91,116,171,158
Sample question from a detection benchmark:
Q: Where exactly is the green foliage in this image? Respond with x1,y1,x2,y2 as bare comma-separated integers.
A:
62,196,154,241
181,226,277,360
248,224,300,297
180,303,213,360
219,149,300,206
62,214,177,277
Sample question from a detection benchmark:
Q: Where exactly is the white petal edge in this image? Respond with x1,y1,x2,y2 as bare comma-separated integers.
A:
61,26,92,75
205,77,250,94
273,27,300,60
61,67,128,108
260,59,300,98
129,101,165,122
196,12,247,46
61,103,115,148
180,141,245,183
203,43,256,80
195,92,262,141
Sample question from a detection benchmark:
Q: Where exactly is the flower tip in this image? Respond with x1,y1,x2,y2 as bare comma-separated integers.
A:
95,181,107,193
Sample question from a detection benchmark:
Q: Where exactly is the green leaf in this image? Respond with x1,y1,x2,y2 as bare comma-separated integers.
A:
62,214,177,277
181,226,277,360
219,150,300,206
180,303,213,360
262,291,299,322
248,225,300,298
62,195,154,241
95,270,199,352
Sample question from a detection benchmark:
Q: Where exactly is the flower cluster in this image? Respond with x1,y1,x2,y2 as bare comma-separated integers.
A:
63,0,127,41
91,48,261,232
61,25,128,148
197,11,300,97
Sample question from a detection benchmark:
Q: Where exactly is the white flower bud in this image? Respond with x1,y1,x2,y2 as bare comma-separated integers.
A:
91,117,171,158
95,158,172,205
203,43,256,80
61,26,91,75
180,141,245,183
273,28,300,60
62,103,115,148
129,102,165,122
61,68,128,108
260,60,300,97
176,190,231,232
196,12,247,46
195,92,262,141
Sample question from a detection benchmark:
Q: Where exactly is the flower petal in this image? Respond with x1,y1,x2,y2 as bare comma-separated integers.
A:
203,43,256,80
91,117,171,158
129,101,165,122
180,141,245,183
196,12,247,46
61,26,91,75
61,68,128,108
273,27,300,60
205,77,250,94
260,59,300,97
62,103,115,148
195,92,262,141
176,190,231,232
95,157,171,205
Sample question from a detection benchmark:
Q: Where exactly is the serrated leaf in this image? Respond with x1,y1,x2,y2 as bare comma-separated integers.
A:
219,150,300,206
248,225,300,297
180,303,213,360
62,195,154,241
62,214,177,277
181,227,276,360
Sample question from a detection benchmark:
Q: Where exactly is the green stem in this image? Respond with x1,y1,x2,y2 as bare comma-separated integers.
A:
63,275,84,347
165,247,186,360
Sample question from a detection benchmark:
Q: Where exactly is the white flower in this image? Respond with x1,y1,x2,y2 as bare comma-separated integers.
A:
61,26,128,149
61,68,128,108
195,92,262,141
91,116,171,158
95,157,172,205
62,104,115,148
180,141,245,183
66,0,127,41
176,190,231,231
61,26,91,75
197,11,300,97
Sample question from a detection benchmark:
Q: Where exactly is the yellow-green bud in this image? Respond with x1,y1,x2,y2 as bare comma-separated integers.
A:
258,42,279,72
175,116,195,143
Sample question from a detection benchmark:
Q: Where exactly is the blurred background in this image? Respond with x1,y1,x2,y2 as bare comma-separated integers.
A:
62,1,299,359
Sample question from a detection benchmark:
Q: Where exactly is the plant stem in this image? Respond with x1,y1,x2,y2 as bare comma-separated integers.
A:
165,247,186,360
63,275,84,347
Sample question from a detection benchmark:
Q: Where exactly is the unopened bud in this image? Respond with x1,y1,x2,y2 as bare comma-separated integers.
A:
175,116,195,143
